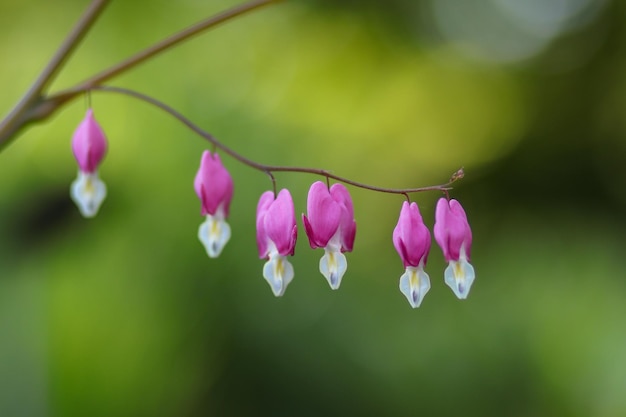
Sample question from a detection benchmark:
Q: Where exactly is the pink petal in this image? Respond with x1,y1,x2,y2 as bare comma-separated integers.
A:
330,183,354,215
330,183,356,252
393,202,430,267
450,199,472,259
434,198,472,262
339,219,356,253
264,189,297,256
303,181,342,248
71,109,107,173
194,151,234,217
393,202,411,264
256,191,275,258
302,214,316,248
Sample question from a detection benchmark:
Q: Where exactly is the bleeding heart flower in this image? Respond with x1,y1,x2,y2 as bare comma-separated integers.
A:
434,198,475,299
393,201,431,308
194,150,234,258
70,109,108,218
302,181,356,289
256,189,298,296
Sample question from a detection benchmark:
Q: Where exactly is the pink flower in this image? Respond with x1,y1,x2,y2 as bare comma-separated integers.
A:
434,198,475,299
302,181,356,289
194,151,234,258
70,109,108,218
256,189,298,296
393,201,431,308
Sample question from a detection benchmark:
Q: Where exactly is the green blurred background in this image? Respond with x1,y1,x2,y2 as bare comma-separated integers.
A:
1,0,626,416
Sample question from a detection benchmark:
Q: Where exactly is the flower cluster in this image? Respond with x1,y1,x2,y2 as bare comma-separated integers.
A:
254,182,357,296
68,109,474,308
393,198,474,308
190,150,474,306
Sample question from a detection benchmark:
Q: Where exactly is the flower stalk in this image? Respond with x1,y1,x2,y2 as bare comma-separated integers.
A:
83,86,462,196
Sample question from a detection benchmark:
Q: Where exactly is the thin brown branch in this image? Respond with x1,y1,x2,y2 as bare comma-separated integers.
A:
92,85,460,196
0,0,281,150
0,0,110,149
48,0,282,101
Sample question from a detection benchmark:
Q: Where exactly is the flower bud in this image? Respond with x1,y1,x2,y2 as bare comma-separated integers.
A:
194,151,234,258
70,109,108,218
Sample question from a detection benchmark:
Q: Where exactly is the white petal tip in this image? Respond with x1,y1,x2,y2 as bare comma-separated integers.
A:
198,215,231,258
320,250,347,290
399,267,431,308
444,260,475,299
70,171,106,218
263,254,294,297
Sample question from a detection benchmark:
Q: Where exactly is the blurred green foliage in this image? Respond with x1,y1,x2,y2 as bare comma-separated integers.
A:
1,0,626,416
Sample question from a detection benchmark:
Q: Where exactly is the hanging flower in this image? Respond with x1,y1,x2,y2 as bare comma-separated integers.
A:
302,181,356,289
70,109,108,218
393,201,431,308
194,150,234,258
434,198,475,299
256,189,298,297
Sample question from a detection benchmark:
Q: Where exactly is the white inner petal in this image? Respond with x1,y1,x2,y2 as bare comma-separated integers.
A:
263,250,294,297
198,213,231,258
70,171,107,218
444,260,475,299
399,266,431,308
319,246,347,290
